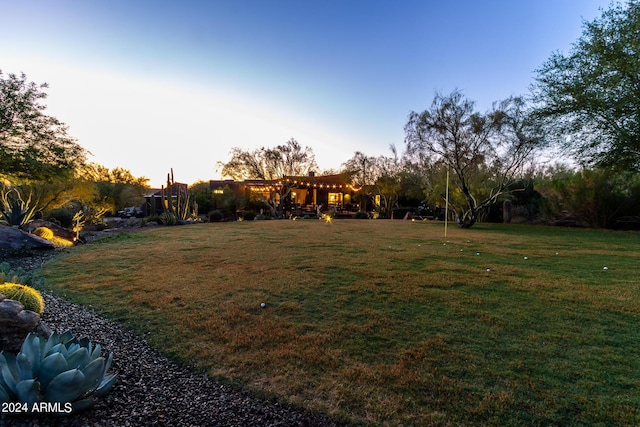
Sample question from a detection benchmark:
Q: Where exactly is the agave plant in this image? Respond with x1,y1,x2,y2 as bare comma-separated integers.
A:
0,331,117,413
0,187,38,228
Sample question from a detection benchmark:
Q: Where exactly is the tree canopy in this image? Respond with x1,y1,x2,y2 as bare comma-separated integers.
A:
405,90,543,228
0,71,86,181
218,138,318,181
532,0,640,171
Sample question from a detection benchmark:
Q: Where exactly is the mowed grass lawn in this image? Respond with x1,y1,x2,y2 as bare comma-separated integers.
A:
39,220,639,426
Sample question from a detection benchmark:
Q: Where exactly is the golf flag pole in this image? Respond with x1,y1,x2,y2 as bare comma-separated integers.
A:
444,167,449,239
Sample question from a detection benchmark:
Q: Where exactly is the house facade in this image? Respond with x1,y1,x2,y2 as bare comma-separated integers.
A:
209,172,368,217
143,182,189,216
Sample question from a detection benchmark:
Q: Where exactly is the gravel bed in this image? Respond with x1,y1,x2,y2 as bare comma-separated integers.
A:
0,249,349,427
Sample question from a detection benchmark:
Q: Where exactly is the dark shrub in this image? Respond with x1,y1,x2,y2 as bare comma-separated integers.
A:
391,207,413,219
353,211,370,219
45,207,74,228
208,210,224,222
146,214,163,223
242,211,257,221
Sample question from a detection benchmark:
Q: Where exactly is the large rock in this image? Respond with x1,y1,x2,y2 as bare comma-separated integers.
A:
0,225,55,251
23,219,77,242
0,295,50,353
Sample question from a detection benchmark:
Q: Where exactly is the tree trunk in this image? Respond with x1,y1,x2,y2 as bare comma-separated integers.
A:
503,200,512,223
459,181,478,228
458,209,477,228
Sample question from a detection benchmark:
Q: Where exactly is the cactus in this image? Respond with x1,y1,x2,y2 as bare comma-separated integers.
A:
33,227,54,240
71,210,85,241
162,168,191,221
31,227,74,247
0,331,117,414
0,283,45,315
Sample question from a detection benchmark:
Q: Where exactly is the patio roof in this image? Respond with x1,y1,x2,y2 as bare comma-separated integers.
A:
243,172,361,191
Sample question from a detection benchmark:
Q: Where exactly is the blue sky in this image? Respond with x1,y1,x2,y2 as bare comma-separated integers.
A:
1,0,610,186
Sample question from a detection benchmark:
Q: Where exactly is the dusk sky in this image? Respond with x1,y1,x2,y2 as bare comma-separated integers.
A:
2,0,610,187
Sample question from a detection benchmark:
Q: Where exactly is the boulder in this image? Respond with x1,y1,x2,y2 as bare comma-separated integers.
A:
23,219,77,242
0,295,50,353
0,225,54,251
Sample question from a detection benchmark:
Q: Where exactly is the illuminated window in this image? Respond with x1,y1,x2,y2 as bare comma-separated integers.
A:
328,193,343,205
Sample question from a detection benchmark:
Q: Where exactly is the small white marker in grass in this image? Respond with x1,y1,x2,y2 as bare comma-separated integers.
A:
476,252,480,256
523,256,528,260
486,268,491,272
260,303,266,308
603,266,609,270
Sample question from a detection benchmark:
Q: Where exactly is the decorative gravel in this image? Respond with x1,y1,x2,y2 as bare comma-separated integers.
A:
0,250,349,427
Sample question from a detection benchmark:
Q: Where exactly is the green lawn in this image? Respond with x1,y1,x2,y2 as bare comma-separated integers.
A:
38,220,640,426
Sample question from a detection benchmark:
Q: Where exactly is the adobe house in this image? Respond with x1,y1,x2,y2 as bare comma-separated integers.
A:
210,172,364,217
143,182,189,216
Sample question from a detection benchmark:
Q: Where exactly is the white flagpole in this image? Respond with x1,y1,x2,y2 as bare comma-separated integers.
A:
444,167,449,239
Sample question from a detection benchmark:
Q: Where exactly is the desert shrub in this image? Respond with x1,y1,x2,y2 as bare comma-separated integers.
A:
208,210,224,222
391,207,414,219
242,211,257,221
146,214,163,223
0,263,44,289
353,211,370,219
46,207,75,228
160,211,178,225
0,282,45,314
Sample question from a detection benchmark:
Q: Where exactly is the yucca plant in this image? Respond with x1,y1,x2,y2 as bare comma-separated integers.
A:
0,331,117,414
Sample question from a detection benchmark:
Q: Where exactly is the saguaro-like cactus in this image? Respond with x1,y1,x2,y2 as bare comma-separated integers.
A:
162,169,191,221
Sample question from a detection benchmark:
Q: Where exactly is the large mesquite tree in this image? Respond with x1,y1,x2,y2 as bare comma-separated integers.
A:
217,138,318,215
532,1,640,171
218,138,317,181
0,71,86,181
405,90,544,228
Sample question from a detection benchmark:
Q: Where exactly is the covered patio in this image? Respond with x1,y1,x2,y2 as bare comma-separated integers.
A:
245,172,364,216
